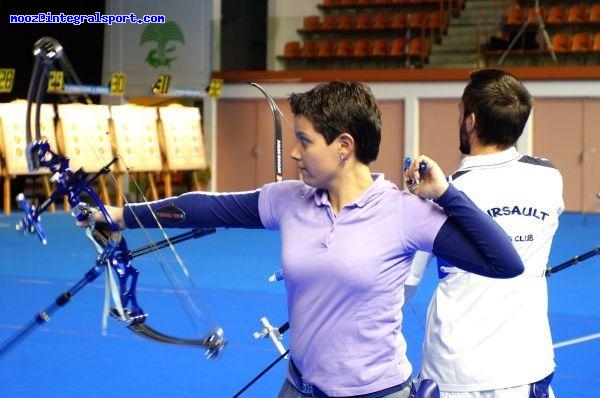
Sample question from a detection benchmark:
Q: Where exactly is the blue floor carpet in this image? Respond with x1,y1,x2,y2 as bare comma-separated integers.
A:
0,211,598,397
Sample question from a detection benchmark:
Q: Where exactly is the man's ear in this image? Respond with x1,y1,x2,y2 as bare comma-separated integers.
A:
465,113,476,133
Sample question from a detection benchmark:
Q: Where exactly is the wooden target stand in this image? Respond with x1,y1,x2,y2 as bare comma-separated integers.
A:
158,104,208,197
0,100,57,215
56,103,114,210
110,104,163,206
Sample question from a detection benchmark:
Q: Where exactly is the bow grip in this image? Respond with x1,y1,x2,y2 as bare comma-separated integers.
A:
96,231,123,265
15,193,47,245
403,157,428,189
403,157,427,174
72,202,96,223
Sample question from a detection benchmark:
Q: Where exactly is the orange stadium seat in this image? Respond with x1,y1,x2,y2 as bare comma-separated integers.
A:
547,6,568,25
391,12,409,29
408,37,429,62
356,13,373,29
428,10,447,30
389,37,408,57
321,14,338,30
300,40,318,57
571,32,592,52
528,7,546,23
283,41,301,58
506,7,527,26
303,15,321,30
373,12,391,29
371,38,389,56
336,39,354,56
593,33,600,51
338,14,356,30
409,12,428,30
567,5,588,24
317,40,335,57
589,5,600,23
551,33,570,53
353,39,372,56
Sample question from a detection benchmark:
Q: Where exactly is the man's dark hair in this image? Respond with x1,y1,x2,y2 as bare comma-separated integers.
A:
462,69,532,148
289,80,381,164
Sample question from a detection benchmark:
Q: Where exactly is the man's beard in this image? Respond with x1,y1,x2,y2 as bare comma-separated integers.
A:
459,119,470,155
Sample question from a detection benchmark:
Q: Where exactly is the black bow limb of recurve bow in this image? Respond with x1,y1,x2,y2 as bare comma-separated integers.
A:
232,82,293,397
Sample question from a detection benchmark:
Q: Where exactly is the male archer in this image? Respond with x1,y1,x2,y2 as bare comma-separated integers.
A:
407,69,563,397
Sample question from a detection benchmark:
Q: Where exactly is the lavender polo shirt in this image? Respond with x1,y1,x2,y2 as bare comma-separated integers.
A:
259,174,447,396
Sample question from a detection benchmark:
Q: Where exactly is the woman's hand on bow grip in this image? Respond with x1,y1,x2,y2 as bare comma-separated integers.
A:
75,205,126,230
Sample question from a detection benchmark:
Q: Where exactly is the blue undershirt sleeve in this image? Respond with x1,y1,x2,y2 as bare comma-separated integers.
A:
123,190,264,229
432,185,524,278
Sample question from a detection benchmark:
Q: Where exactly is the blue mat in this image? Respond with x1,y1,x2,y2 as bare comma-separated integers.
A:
0,211,598,397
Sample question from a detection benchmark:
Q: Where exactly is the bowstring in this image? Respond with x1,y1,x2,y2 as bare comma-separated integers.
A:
263,90,294,131
54,55,217,335
273,103,294,142
120,163,216,332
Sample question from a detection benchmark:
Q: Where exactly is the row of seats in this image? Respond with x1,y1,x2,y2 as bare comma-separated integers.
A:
282,37,429,59
321,0,454,7
485,31,600,54
302,10,448,31
280,0,452,68
549,31,600,52
505,4,600,26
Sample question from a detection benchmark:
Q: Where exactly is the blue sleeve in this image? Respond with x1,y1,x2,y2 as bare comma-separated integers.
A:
123,190,264,229
432,185,524,278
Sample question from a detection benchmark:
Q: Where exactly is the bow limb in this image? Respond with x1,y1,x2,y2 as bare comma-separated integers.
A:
232,84,291,394
102,146,226,353
128,324,225,359
88,222,225,353
248,81,287,182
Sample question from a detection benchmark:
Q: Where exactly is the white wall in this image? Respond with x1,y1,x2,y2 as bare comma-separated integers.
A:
217,78,600,161
103,0,213,99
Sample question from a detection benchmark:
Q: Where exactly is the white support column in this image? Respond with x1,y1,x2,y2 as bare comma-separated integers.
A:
404,95,420,160
516,113,533,156
211,0,221,71
203,96,218,191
